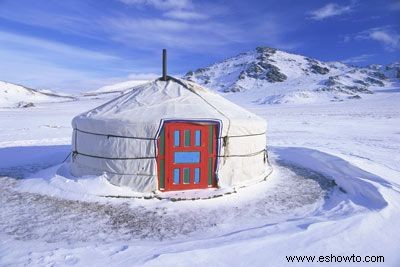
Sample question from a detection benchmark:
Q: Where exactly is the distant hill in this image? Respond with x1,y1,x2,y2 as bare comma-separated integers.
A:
0,81,75,108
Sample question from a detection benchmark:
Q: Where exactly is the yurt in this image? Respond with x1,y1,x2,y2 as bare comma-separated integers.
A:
70,52,271,193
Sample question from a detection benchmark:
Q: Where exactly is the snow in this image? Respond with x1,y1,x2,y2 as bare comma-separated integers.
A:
0,80,75,108
1,80,400,266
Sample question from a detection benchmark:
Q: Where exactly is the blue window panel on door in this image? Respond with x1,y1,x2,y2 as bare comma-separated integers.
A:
173,168,180,184
174,130,180,147
174,152,200,163
195,130,201,146
194,168,200,183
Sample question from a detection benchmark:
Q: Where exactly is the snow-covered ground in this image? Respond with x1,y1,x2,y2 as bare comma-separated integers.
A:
1,84,400,266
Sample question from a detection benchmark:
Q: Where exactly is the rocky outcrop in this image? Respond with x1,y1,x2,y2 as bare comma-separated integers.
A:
16,101,35,108
244,62,287,83
306,58,330,74
311,64,330,75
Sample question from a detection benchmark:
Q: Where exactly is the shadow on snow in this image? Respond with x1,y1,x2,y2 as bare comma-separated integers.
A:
0,145,70,178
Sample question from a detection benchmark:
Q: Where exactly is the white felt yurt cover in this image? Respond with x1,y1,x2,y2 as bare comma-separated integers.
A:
70,77,271,192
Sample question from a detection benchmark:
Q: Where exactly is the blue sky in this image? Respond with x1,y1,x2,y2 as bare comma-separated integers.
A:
0,0,399,92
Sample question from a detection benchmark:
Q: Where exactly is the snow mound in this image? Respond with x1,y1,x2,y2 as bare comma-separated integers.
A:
0,81,75,108
273,147,388,210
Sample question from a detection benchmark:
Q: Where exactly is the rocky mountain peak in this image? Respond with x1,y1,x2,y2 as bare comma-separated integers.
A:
184,47,396,103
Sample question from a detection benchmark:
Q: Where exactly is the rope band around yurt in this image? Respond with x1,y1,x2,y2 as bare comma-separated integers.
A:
74,128,266,141
71,147,267,160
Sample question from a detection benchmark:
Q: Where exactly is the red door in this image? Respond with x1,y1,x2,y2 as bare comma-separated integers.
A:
157,122,217,191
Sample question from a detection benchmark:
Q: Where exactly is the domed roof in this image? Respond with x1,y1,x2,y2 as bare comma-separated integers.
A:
72,77,266,138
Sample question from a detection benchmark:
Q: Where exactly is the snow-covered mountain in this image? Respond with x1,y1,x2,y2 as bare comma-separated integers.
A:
84,80,150,96
0,81,75,108
367,62,400,80
184,47,397,104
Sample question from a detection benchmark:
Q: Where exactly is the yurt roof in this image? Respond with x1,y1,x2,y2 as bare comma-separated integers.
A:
72,77,266,138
